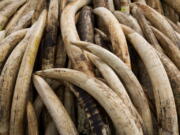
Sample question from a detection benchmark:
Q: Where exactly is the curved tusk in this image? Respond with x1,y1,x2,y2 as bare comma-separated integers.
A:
134,2,180,49
93,7,131,68
151,26,180,69
5,0,41,34
27,101,39,135
72,40,153,135
9,10,34,33
0,0,26,30
35,68,144,135
87,51,146,130
127,32,179,135
61,0,93,76
0,24,34,135
0,29,27,71
33,75,78,135
155,50,180,122
5,3,28,34
9,10,47,135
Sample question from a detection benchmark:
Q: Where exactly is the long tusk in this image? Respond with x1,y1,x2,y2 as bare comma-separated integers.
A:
93,7,131,68
127,32,179,135
72,40,153,135
155,50,180,122
62,2,111,134
0,0,26,30
87,51,148,132
134,2,180,49
33,75,78,135
9,10,47,135
61,0,93,76
0,29,27,71
35,68,144,135
27,101,39,135
0,24,35,135
151,26,180,69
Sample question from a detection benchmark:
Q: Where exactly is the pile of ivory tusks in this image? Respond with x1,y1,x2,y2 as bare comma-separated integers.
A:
0,0,180,134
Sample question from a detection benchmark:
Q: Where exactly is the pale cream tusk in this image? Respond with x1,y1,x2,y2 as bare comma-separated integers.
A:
35,68,144,135
61,0,93,76
0,25,34,135
0,0,26,30
86,51,147,133
151,26,180,69
128,32,179,135
5,3,28,34
10,10,34,33
33,75,78,135
134,2,180,49
9,10,47,135
72,41,152,135
155,50,180,121
93,7,131,68
6,0,40,34
0,29,27,71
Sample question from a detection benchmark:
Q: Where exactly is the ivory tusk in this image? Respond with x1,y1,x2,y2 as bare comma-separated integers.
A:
35,68,144,135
